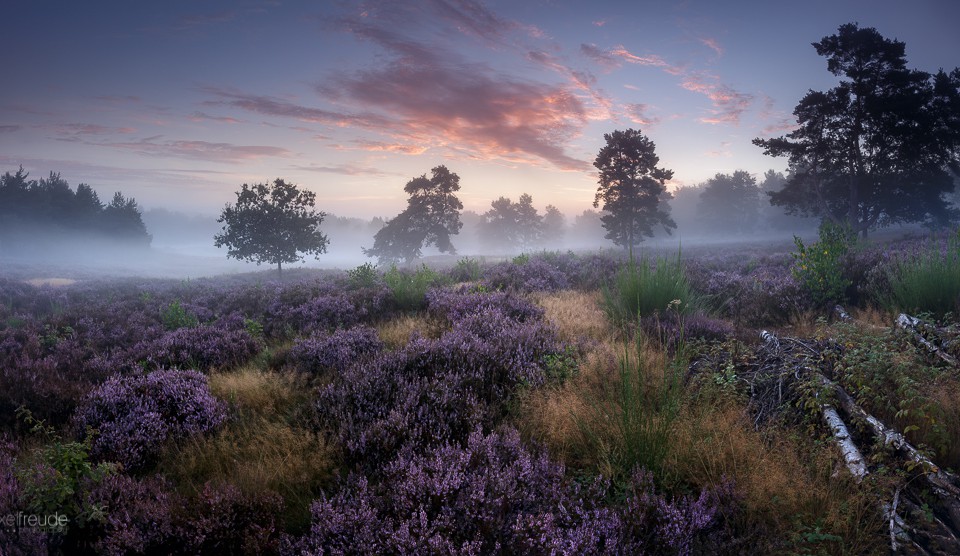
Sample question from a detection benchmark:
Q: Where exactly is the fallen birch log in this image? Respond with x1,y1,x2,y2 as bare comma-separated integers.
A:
897,313,959,367
760,330,867,482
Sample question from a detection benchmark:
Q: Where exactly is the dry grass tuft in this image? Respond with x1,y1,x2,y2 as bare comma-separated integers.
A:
532,290,613,344
164,365,337,528
208,365,309,419
667,401,885,553
376,313,445,350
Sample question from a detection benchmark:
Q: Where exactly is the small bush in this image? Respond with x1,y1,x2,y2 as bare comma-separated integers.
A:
161,300,198,331
791,222,854,308
73,370,226,472
287,326,383,375
384,264,446,312
346,262,380,290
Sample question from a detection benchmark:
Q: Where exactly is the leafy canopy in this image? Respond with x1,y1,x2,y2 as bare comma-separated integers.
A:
364,165,463,265
593,129,675,249
214,178,329,274
696,170,761,234
754,23,960,236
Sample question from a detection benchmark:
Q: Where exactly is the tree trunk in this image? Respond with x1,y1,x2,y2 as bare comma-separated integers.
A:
277,261,282,278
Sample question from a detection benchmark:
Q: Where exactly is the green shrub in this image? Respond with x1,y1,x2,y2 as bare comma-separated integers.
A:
15,408,116,535
602,252,695,323
453,257,482,282
887,229,960,318
383,264,447,311
347,262,380,289
161,300,198,330
791,222,854,308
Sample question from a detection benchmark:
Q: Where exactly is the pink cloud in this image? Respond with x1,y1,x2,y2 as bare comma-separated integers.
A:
294,163,397,177
580,43,620,71
190,112,244,124
0,125,21,133
625,103,661,127
681,74,753,125
593,20,606,27
609,45,685,75
699,37,723,57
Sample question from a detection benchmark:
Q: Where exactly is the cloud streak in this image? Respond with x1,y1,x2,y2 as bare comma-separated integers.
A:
100,137,292,163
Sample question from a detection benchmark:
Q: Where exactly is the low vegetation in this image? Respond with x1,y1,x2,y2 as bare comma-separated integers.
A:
3,231,960,554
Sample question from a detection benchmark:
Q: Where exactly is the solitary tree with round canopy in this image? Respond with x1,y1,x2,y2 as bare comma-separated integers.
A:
593,128,676,250
215,178,329,276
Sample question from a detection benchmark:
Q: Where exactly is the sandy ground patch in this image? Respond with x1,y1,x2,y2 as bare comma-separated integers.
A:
24,277,77,287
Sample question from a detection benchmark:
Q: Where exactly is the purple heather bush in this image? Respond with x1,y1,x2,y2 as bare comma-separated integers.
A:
642,312,734,352
125,323,263,372
319,289,561,468
288,326,384,375
84,473,178,556
426,286,544,324
481,257,570,293
687,262,809,327
287,429,732,555
73,369,226,472
177,482,284,555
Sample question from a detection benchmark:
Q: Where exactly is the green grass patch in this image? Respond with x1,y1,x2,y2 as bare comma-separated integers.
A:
887,229,960,318
601,252,696,323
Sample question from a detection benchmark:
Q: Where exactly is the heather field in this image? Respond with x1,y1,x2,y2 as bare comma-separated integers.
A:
3,231,960,555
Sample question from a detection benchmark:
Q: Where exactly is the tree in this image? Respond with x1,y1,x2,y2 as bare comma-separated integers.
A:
479,196,518,253
542,205,565,245
214,179,329,276
102,192,151,245
696,170,761,234
754,23,960,237
593,129,675,249
514,193,543,250
364,166,463,265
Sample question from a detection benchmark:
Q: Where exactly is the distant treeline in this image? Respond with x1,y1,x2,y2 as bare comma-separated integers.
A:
0,167,151,254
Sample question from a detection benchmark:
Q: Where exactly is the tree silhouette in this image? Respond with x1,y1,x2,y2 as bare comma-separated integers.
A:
478,193,544,253
542,205,565,245
696,170,761,234
0,167,150,251
364,166,463,265
214,179,329,276
593,129,675,249
754,23,960,237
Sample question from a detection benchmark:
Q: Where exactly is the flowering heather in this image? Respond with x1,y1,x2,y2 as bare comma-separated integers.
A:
426,286,544,324
481,257,570,293
125,323,263,372
73,369,226,471
288,429,731,555
288,326,384,375
318,288,561,468
687,262,808,327
84,474,178,556
177,482,284,555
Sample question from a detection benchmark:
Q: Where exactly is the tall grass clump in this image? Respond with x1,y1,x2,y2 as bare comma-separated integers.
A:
887,229,960,318
602,252,695,323
578,318,685,486
383,264,447,311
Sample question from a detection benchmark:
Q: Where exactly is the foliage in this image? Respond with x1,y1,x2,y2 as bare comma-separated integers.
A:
346,262,380,290
364,166,463,264
754,24,960,236
288,428,730,555
160,300,198,330
214,178,329,275
602,253,695,324
288,326,383,375
0,167,152,252
791,222,854,307
479,192,544,252
72,369,226,472
593,129,676,248
383,264,446,312
696,170,762,234
481,257,570,293
886,229,960,317
450,256,482,282
14,408,117,536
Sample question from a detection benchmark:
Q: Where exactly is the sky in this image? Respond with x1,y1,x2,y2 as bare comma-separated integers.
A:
2,0,958,220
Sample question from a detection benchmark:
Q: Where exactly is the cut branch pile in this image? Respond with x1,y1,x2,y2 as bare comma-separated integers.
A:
896,313,959,368
752,328,960,553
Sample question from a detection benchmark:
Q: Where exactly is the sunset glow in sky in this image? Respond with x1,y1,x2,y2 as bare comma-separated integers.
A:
3,0,958,218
